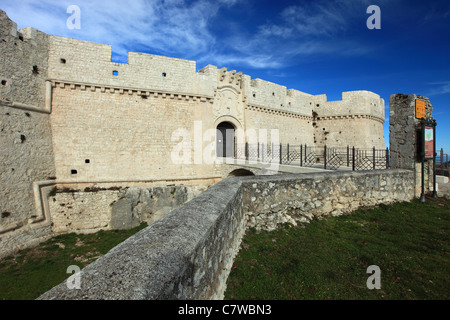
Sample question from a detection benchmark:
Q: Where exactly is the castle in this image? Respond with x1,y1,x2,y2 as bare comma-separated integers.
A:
0,10,386,258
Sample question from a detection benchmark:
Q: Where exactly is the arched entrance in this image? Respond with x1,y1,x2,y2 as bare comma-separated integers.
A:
228,169,255,177
216,122,235,158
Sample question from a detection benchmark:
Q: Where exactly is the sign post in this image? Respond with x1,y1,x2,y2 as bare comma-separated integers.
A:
419,118,437,202
432,122,438,199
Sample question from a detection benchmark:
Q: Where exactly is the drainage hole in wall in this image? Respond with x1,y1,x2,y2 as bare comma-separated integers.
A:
1,212,11,218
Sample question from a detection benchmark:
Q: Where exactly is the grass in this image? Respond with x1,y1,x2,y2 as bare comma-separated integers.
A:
225,196,450,300
0,223,147,300
1,196,449,301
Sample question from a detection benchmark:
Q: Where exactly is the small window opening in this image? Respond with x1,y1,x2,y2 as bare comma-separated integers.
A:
18,34,24,41
113,71,119,76
85,159,90,164
1,80,6,86
162,73,167,77
253,93,256,98
60,58,66,64
1,211,11,219
32,65,39,74
71,169,78,175
20,135,26,143
272,92,275,96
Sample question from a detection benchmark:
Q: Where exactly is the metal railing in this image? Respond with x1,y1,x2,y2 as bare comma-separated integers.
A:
234,143,390,171
436,148,449,176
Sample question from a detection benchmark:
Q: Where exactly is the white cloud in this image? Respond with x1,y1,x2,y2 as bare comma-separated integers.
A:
0,0,232,60
211,0,379,69
0,0,385,69
199,52,283,69
279,3,348,37
427,82,450,96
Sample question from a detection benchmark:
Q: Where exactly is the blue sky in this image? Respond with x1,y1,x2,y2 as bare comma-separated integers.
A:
1,0,449,152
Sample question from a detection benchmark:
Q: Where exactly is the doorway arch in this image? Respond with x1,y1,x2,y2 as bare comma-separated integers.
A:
216,121,236,158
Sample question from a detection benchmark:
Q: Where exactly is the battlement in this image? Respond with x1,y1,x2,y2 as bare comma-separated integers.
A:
312,90,385,122
1,8,386,125
0,7,384,123
47,30,384,121
47,36,215,97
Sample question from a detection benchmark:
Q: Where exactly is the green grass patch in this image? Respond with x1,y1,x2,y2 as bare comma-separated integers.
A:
225,196,450,300
0,223,147,300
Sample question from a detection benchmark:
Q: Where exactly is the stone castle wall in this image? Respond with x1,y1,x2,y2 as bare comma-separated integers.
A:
48,179,216,235
0,9,387,258
0,10,56,255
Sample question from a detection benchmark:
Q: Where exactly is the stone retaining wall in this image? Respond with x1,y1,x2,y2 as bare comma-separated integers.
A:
39,169,414,300
49,183,211,234
242,170,415,231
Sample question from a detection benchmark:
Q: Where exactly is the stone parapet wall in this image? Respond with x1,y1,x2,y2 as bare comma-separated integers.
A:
39,169,414,300
48,36,215,97
242,170,414,231
39,177,246,300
